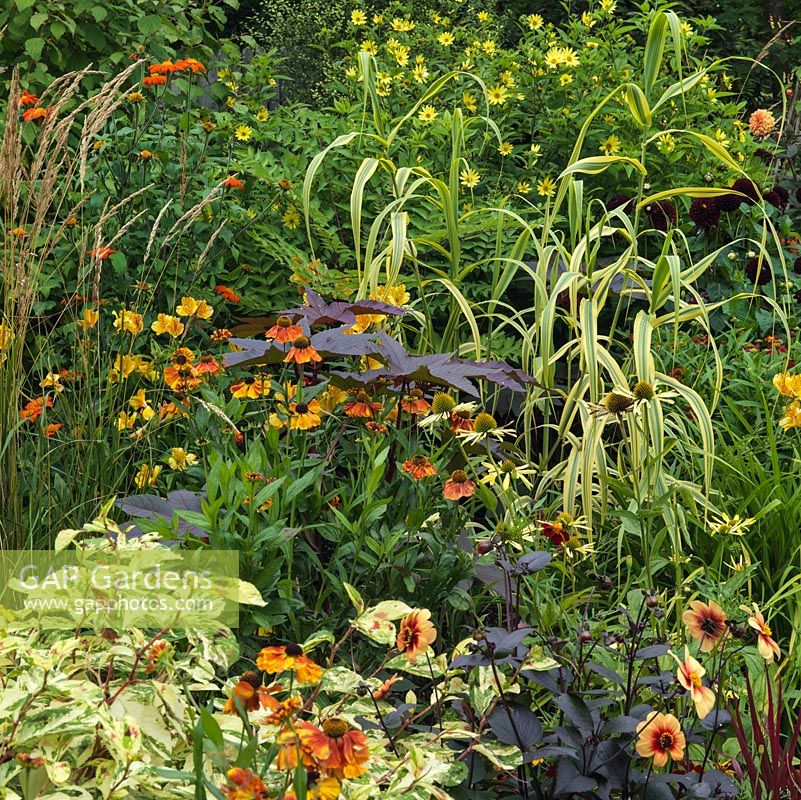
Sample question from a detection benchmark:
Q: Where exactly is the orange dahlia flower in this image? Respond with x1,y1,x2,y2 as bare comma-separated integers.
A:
682,600,729,653
256,643,323,684
443,469,476,500
397,608,437,663
671,647,716,719
749,108,776,138
302,718,371,779
635,711,685,768
742,602,781,663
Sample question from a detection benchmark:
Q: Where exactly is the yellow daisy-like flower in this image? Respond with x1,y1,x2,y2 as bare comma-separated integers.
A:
600,134,621,155
477,10,490,23
498,142,513,156
517,180,531,194
459,167,480,188
582,11,596,27
487,85,508,106
462,91,478,112
235,124,252,142
134,464,161,489
600,0,617,13
418,104,438,123
537,177,556,197
351,9,367,25
560,73,573,86
256,108,269,122
360,40,377,55
168,447,198,471
438,31,454,46
412,64,429,83
526,13,544,30
282,207,301,229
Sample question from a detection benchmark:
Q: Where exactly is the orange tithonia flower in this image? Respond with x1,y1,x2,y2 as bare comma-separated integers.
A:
44,422,62,437
285,336,323,365
276,721,321,771
88,245,116,260
230,375,270,399
635,712,685,768
443,469,477,501
265,315,303,343
256,643,323,684
22,107,50,122
397,608,437,663
222,672,277,714
742,603,781,663
400,388,431,415
19,91,39,107
402,455,437,480
450,407,475,432
215,285,241,303
223,176,245,190
302,718,371,779
143,75,167,87
289,399,322,430
20,396,54,423
682,600,729,653
221,767,269,800
343,391,383,418
671,647,716,719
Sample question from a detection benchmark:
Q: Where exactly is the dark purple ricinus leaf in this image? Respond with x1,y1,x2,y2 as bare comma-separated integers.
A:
488,704,543,748
116,491,208,541
224,329,393,369
276,287,407,327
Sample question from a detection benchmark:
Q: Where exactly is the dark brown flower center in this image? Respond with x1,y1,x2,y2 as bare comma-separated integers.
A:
243,376,255,385
276,315,292,327
454,410,471,420
411,456,428,466
295,403,309,414
700,616,720,635
175,355,188,365
285,643,303,657
410,389,423,399
321,718,349,738
452,470,468,483
658,732,674,751
293,336,310,349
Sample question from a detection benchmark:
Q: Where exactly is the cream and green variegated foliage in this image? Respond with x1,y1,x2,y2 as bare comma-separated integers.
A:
300,11,786,578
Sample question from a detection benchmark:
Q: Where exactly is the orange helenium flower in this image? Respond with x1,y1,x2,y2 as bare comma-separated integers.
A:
222,672,279,714
635,712,685,768
302,718,371,779
256,643,323,683
400,388,431,415
671,647,716,719
195,353,221,376
288,399,322,430
397,608,437,663
742,603,781,663
276,721,321,771
221,767,269,800
265,315,303,343
443,469,477,500
682,600,729,653
450,408,475,432
230,375,270,399
285,336,322,365
343,391,383,418
402,455,437,480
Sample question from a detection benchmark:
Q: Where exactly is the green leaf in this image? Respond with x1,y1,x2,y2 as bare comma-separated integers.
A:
137,14,163,35
24,37,45,60
29,12,46,29
643,11,668,99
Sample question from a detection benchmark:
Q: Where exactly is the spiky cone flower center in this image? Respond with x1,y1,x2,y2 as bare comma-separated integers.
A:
603,390,634,414
473,412,498,433
431,392,456,414
632,381,654,401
